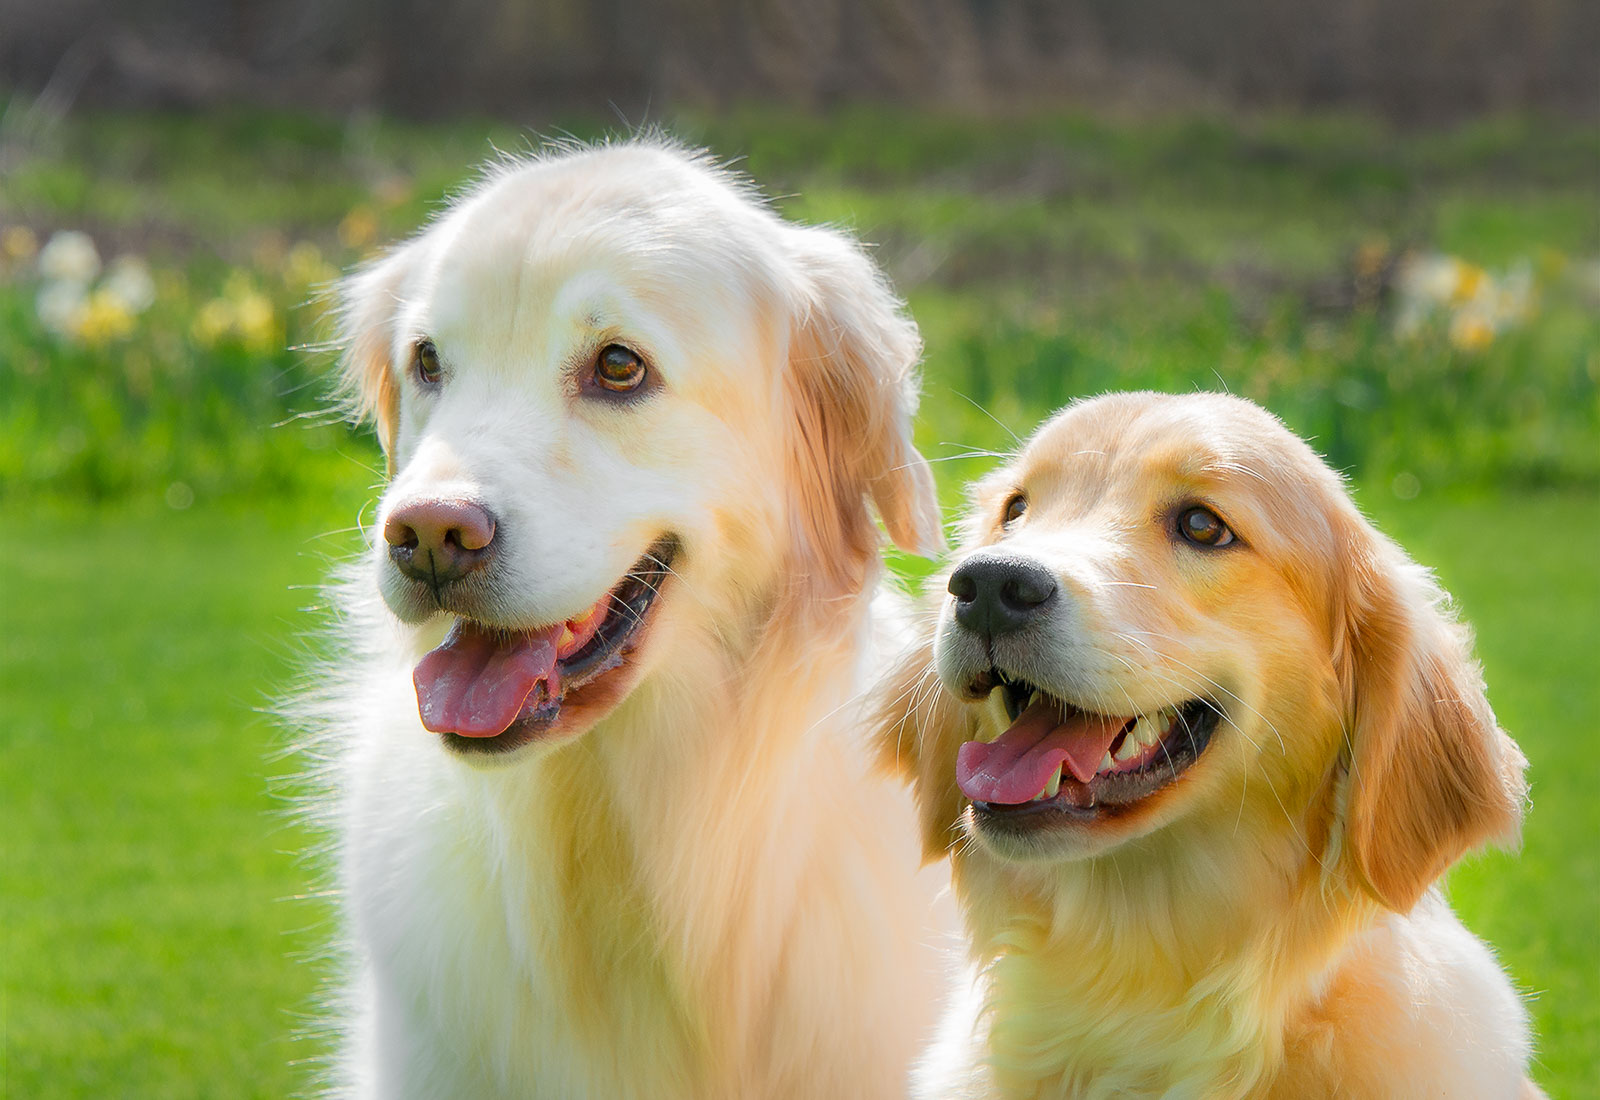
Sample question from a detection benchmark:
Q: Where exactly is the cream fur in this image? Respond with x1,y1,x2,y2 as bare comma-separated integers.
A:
302,139,952,1099
877,392,1540,1100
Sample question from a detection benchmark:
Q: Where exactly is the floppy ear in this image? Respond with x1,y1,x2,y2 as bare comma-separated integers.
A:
874,611,974,862
335,246,415,472
1335,523,1528,912
782,225,943,601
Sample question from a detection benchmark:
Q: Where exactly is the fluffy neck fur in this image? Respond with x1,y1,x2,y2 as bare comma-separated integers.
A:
956,804,1378,1100
334,570,936,1099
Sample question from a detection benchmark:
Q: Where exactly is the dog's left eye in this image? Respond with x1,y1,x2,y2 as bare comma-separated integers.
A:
1003,493,1028,525
413,340,443,386
1178,506,1235,548
594,344,648,393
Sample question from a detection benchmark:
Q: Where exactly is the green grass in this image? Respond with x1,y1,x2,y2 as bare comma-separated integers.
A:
1,487,1595,1097
0,496,365,1097
1367,489,1600,1095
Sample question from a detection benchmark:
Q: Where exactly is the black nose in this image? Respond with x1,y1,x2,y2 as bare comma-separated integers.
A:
948,554,1058,638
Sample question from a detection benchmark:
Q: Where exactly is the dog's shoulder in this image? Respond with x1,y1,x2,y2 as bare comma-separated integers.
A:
1280,890,1534,1099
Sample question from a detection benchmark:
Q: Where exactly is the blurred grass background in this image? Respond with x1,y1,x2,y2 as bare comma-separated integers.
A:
2,102,1597,1097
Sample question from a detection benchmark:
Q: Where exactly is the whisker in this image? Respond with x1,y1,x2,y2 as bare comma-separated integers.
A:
1114,630,1289,756
1103,635,1316,860
921,452,1006,465
946,389,1023,446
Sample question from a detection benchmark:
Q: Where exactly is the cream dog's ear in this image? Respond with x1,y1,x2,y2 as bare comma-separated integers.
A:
1334,519,1528,912
335,245,416,473
874,612,974,862
782,224,943,602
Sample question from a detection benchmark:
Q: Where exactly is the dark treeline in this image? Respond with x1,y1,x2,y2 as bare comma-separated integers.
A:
2,0,1596,121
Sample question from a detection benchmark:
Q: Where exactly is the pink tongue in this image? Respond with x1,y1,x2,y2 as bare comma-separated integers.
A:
956,699,1130,805
413,621,564,737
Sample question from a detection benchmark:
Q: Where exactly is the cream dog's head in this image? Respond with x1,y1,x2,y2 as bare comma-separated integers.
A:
339,140,940,763
881,391,1525,912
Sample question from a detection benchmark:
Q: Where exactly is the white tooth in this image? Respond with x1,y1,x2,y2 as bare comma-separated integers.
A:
1129,716,1154,748
1042,765,1062,798
1098,751,1115,773
1029,690,1043,709
984,692,1009,739
1115,732,1141,761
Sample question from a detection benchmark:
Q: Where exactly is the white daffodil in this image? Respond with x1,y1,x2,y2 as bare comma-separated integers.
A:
103,255,157,313
35,279,86,334
37,229,101,286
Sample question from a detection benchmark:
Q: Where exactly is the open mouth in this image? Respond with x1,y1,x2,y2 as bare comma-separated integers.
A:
958,670,1220,823
412,535,678,756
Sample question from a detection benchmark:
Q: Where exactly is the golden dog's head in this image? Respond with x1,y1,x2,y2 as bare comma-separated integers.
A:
881,392,1526,912
337,140,941,763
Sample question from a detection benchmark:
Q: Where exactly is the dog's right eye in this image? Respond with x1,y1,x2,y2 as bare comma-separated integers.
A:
1177,505,1235,548
1003,493,1028,526
413,340,443,386
594,344,648,393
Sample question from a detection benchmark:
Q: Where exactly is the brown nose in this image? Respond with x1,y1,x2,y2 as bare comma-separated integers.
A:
383,498,497,587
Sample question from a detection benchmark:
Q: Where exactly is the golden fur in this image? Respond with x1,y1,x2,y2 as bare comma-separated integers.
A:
877,392,1539,1099
311,140,951,1098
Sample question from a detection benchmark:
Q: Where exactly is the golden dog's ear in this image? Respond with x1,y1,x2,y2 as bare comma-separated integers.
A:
335,246,414,471
874,617,973,862
783,226,943,599
1336,525,1527,912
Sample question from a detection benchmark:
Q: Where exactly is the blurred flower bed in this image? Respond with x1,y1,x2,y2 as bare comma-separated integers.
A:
0,222,359,503
2,108,1597,506
925,242,1600,499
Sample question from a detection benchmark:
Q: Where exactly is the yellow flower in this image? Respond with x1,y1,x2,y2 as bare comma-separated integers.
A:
192,298,236,348
73,288,138,346
1451,262,1487,304
1448,310,1495,352
284,241,338,288
338,205,380,251
192,272,281,352
232,290,279,353
3,225,39,262
221,269,257,301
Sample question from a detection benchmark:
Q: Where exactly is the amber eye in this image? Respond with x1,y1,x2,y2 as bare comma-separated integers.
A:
1178,505,1235,548
414,340,442,386
1003,493,1028,525
594,344,647,393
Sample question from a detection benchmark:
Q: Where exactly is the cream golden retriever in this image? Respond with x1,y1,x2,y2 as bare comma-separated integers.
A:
877,392,1540,1099
308,140,953,1098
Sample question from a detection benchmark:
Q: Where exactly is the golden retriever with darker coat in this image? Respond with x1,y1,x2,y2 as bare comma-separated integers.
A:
877,391,1540,1099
